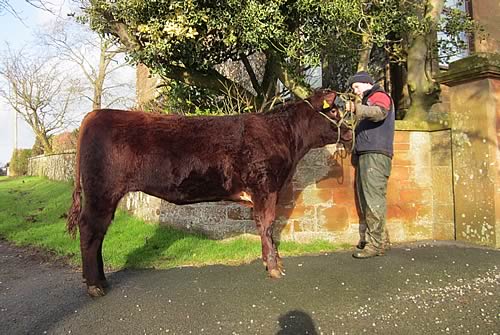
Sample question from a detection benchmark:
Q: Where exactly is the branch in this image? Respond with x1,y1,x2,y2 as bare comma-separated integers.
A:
274,60,311,99
239,53,261,95
256,50,280,111
108,21,142,51
103,95,134,108
161,65,256,104
26,0,55,12
357,32,373,71
101,82,131,92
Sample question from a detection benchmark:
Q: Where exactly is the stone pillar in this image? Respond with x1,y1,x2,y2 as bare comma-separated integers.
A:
136,63,162,110
440,53,500,248
470,1,500,53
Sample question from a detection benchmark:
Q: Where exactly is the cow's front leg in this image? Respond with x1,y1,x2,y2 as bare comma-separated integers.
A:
253,193,282,278
275,245,284,274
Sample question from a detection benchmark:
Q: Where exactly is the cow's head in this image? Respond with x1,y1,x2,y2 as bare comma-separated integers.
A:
307,89,354,144
307,89,338,112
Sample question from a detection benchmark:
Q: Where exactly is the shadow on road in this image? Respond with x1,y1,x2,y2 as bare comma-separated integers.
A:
276,309,318,335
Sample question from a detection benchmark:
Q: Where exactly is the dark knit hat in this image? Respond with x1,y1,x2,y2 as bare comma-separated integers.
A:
347,71,374,86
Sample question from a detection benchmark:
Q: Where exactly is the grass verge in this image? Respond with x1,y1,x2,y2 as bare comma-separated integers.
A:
0,176,348,271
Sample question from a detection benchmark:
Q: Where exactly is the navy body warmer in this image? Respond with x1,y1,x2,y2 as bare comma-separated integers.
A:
354,84,395,158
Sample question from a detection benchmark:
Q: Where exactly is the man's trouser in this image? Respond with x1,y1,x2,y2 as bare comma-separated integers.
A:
355,153,392,250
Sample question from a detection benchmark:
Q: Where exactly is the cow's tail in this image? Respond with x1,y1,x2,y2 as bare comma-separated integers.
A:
67,129,83,239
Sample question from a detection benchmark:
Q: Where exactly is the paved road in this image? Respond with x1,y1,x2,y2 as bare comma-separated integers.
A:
1,240,499,335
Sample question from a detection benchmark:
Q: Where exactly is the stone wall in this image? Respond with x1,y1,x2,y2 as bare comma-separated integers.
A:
27,130,455,244
388,129,454,242
28,151,76,183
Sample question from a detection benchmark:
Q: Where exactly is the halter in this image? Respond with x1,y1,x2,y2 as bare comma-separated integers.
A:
306,92,358,151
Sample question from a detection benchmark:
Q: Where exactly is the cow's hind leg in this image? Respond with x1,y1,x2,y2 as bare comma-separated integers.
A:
97,239,108,288
81,235,109,290
253,193,282,278
79,198,118,297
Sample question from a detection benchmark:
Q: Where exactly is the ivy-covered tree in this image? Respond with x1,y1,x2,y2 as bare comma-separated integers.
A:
78,0,361,109
79,0,475,118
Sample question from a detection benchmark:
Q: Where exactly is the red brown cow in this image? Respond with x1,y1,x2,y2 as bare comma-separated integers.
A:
67,89,352,297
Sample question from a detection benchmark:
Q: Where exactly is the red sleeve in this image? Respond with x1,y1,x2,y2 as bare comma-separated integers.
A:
367,92,391,110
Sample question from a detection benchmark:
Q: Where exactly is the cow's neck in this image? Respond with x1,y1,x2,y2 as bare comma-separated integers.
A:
287,107,331,160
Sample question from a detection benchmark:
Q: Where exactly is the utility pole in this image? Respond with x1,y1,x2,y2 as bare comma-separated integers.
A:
13,109,17,150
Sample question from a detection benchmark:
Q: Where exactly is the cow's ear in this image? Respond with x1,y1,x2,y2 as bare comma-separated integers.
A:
323,91,337,109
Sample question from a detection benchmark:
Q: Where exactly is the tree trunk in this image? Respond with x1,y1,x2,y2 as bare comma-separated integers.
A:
93,39,117,110
35,131,53,154
405,0,444,121
357,33,372,72
93,47,106,110
257,50,279,110
390,62,411,119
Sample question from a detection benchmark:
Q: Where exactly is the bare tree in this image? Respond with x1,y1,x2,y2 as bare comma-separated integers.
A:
0,47,82,154
1,0,54,17
41,18,134,110
0,0,16,15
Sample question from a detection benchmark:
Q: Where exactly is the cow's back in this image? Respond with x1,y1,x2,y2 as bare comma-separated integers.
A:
78,109,263,203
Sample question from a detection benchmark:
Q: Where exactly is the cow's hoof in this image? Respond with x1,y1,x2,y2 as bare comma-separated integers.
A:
83,279,109,289
269,269,282,279
100,279,109,288
277,260,285,273
87,285,106,297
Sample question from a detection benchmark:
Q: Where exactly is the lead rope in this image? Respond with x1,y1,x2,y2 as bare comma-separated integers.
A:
318,110,356,159
311,92,358,156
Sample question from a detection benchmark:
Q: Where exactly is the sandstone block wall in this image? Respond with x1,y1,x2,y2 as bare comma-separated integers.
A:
120,131,455,243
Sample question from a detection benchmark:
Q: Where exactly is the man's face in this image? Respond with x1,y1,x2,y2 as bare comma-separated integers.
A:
351,82,373,97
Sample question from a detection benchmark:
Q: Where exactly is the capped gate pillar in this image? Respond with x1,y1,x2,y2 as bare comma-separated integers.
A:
440,53,500,248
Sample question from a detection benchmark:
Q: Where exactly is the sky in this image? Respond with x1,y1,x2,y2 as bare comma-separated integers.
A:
0,1,39,165
0,1,135,166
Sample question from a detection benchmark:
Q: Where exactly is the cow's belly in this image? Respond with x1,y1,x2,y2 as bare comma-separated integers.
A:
139,168,242,205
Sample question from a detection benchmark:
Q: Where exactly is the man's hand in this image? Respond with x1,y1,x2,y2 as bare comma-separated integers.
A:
345,100,356,113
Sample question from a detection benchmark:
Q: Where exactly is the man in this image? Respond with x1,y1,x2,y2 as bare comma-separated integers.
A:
345,71,395,259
